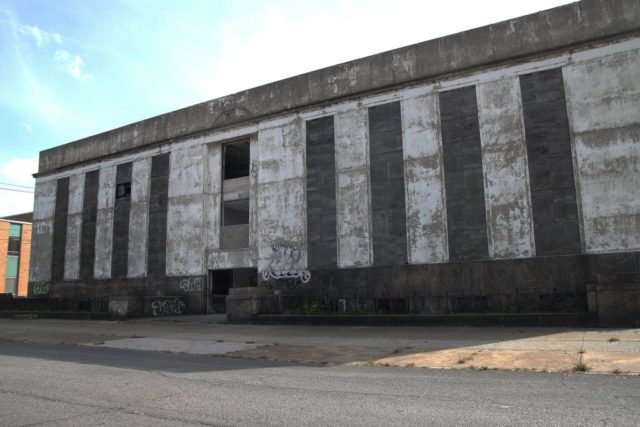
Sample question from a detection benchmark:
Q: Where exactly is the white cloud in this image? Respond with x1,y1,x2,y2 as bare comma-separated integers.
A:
21,123,32,134
54,49,85,79
0,156,37,217
18,24,62,47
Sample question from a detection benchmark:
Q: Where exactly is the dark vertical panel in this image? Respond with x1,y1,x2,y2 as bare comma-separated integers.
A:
80,171,99,279
306,116,337,269
147,153,170,277
51,177,69,281
111,162,132,278
368,102,407,266
440,86,489,261
520,68,581,255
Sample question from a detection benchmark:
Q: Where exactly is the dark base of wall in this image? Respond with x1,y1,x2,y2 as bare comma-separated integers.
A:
247,313,598,328
23,251,640,326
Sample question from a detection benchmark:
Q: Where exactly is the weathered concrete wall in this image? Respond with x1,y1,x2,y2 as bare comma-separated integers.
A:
64,174,85,280
335,105,373,267
166,141,205,276
256,116,307,273
36,0,640,176
94,166,115,279
401,93,448,264
565,47,640,253
30,179,57,282
477,77,535,259
128,158,151,277
203,142,222,266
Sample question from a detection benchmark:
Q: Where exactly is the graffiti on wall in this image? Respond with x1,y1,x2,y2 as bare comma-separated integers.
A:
108,299,128,317
260,268,311,290
151,298,186,316
32,282,51,296
180,277,204,293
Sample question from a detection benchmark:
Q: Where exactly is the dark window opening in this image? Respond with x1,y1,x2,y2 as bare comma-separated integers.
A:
223,199,249,226
116,182,131,199
223,140,250,180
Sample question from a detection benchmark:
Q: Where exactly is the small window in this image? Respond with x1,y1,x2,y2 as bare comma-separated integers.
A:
9,223,21,237
223,140,250,180
116,182,131,199
223,199,249,226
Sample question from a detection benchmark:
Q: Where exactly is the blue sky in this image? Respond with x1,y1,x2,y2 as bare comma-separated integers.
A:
0,0,572,216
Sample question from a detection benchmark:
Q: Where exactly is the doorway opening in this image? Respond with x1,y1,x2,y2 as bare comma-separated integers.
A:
207,268,257,313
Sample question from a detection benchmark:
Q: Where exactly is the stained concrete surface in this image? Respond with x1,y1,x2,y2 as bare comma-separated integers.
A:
1,317,640,374
3,342,640,426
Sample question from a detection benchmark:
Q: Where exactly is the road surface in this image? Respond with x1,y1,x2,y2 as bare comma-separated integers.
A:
0,342,638,426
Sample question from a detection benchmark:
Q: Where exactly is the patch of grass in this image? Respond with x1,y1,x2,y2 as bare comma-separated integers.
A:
611,368,622,374
573,361,591,372
608,337,620,342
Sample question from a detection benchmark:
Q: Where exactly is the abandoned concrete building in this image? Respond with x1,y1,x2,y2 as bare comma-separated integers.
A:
27,0,640,324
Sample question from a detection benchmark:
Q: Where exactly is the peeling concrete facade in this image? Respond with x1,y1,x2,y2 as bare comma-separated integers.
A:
28,0,640,324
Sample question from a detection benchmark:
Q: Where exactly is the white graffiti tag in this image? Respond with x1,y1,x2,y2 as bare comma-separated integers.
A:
151,298,186,316
180,277,204,292
33,282,51,296
261,269,311,284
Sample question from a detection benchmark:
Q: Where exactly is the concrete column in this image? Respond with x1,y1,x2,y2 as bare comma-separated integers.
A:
94,165,115,279
564,50,640,253
203,143,222,259
401,93,448,264
256,116,307,273
64,174,85,280
334,105,373,268
166,141,205,276
477,77,535,259
29,179,57,282
127,157,151,277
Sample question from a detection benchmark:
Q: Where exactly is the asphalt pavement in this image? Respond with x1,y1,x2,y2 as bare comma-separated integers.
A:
1,341,639,426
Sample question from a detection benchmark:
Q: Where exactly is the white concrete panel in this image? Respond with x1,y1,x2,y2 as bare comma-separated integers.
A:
63,215,82,280
33,179,57,221
256,117,307,272
167,138,205,198
63,174,85,280
401,93,448,264
334,106,373,267
67,174,85,215
128,158,151,277
166,145,205,275
29,220,53,282
565,49,640,252
94,166,116,279
477,77,535,259
249,134,259,263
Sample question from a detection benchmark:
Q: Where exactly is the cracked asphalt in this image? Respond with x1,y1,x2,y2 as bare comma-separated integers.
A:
1,341,639,426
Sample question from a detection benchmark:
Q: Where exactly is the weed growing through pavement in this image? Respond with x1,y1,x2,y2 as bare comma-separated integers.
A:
574,361,591,372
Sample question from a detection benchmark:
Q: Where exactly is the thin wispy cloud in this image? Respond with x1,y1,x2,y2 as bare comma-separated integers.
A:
21,123,32,134
18,24,62,46
54,49,85,79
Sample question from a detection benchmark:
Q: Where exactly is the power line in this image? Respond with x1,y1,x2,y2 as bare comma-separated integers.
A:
0,182,34,190
0,187,34,194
